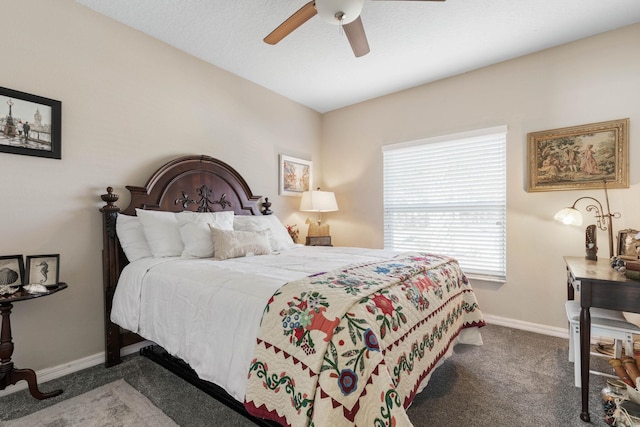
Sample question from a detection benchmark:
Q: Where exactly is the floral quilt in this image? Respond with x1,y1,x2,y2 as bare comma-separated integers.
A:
244,252,484,427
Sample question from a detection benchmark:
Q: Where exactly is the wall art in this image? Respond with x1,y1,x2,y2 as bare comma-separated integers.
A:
0,87,61,159
527,118,628,192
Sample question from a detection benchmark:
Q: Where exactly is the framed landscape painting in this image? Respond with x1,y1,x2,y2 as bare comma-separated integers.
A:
0,86,61,159
279,155,312,196
526,118,629,192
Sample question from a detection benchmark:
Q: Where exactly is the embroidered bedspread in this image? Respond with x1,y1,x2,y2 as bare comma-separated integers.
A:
244,252,484,426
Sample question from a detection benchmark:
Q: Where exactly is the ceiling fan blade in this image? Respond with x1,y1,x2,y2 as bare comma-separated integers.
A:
264,1,317,45
343,16,370,57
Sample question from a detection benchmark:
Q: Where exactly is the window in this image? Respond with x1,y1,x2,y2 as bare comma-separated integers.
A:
382,126,507,282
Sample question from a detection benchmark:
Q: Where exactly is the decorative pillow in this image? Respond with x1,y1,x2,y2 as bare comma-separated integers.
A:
116,214,153,262
233,215,296,251
210,226,272,260
176,211,235,258
135,209,183,258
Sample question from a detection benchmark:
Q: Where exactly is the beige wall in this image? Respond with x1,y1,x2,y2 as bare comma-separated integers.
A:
3,0,639,376
2,0,321,371
322,23,640,330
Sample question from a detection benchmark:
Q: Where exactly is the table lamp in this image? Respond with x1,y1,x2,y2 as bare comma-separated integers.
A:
553,180,620,260
300,188,338,246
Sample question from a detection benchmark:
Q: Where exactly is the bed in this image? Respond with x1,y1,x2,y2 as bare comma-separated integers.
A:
99,155,485,427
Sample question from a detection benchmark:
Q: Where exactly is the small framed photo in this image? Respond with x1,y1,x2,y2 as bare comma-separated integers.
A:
25,254,60,288
0,255,25,287
617,229,640,260
0,86,62,159
279,154,312,197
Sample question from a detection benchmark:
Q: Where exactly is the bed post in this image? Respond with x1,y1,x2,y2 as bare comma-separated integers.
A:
100,187,122,367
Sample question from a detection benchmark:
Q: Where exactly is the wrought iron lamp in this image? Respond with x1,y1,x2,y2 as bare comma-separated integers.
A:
554,180,620,260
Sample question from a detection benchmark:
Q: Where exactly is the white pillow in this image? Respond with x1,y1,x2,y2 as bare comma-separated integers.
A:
176,211,235,258
116,214,153,262
135,209,183,258
209,226,272,260
233,215,295,251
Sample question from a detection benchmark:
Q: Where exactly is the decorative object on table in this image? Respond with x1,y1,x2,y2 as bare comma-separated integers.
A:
0,285,19,295
625,261,640,280
0,86,61,159
611,256,628,274
554,179,621,260
300,188,338,245
279,154,311,196
618,229,640,261
25,254,60,288
0,255,24,288
23,283,49,293
527,118,629,192
585,225,598,261
286,224,299,243
260,197,273,215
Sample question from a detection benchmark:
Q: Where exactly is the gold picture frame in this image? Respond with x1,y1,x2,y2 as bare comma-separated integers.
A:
617,229,640,260
526,118,629,192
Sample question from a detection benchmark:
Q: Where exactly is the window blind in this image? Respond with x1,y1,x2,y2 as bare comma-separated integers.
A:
382,126,507,281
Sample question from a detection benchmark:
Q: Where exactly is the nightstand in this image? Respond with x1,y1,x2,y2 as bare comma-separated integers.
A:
306,236,333,246
0,282,67,399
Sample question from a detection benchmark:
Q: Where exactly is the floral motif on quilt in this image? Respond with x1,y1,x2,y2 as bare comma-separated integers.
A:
244,253,484,427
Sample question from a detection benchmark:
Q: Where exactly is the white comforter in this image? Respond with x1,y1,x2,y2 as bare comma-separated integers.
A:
111,246,400,402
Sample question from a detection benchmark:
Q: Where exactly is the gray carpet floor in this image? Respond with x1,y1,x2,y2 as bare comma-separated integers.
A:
0,324,615,426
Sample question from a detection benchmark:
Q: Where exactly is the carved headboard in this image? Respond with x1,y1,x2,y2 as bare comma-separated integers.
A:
99,155,271,366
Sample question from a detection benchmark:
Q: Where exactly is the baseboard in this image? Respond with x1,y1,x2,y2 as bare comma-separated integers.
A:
0,316,568,399
482,313,569,339
0,340,151,398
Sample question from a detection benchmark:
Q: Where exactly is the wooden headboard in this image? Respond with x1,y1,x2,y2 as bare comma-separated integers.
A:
99,155,271,367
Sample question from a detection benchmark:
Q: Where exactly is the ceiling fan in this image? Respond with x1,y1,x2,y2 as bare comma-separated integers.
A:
264,0,446,57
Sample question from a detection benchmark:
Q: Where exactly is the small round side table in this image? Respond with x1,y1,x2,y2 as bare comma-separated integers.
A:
0,282,68,399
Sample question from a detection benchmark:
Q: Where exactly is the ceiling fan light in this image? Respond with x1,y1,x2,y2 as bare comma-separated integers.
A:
316,0,364,25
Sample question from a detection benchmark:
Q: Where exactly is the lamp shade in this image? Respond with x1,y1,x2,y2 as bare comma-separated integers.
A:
554,207,583,226
300,190,338,212
316,0,364,25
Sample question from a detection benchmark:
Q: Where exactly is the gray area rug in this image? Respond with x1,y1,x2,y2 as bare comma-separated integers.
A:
0,324,615,426
2,379,177,427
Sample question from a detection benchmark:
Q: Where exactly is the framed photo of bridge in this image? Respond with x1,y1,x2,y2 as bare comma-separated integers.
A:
0,86,61,159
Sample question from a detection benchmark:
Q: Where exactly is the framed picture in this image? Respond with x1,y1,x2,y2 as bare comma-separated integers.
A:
0,255,25,287
617,229,640,260
25,254,60,287
0,87,61,159
526,118,629,192
279,154,312,197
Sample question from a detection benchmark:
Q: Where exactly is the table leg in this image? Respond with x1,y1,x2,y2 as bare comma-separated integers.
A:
0,302,62,400
579,306,591,422
6,367,62,399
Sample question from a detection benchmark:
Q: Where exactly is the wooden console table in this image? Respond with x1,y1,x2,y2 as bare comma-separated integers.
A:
0,282,68,399
564,257,640,422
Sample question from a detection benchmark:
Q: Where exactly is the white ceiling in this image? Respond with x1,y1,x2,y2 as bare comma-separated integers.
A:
76,0,640,113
